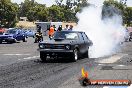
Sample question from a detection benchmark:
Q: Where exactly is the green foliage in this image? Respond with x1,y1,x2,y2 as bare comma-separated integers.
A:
48,5,64,21
124,7,132,26
103,0,132,26
0,0,19,27
0,0,131,27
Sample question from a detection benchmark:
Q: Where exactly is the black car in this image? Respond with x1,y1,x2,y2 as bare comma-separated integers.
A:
38,31,93,62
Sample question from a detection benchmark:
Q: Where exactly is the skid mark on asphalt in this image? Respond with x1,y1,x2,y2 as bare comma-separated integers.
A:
97,54,128,64
23,56,39,60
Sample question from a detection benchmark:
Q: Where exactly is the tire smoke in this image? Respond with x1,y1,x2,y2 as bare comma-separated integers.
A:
75,4,127,58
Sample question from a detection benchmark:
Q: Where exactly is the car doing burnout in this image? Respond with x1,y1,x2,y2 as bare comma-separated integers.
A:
0,29,27,43
38,31,93,62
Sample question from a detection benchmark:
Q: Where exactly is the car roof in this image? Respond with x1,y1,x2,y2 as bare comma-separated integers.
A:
57,31,84,33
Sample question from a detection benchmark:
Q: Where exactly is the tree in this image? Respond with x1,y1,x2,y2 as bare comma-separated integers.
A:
0,0,19,27
124,7,132,26
48,5,65,22
19,0,35,17
103,0,132,26
103,0,125,23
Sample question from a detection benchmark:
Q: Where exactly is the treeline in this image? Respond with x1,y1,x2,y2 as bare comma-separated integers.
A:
0,0,132,27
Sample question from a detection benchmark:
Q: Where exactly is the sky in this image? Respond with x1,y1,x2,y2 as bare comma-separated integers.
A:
11,0,132,7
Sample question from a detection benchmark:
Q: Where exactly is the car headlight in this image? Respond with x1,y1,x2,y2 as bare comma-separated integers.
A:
39,44,44,49
65,45,70,50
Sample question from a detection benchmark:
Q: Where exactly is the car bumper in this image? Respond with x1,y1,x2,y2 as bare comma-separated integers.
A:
38,49,73,53
0,38,15,42
38,49,74,57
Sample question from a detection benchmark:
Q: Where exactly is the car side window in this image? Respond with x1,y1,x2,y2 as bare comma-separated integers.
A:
79,33,84,40
82,33,88,40
82,33,92,43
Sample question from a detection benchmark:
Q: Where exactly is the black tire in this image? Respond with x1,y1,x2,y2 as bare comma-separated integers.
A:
82,78,91,86
129,38,131,41
40,52,47,62
13,39,17,43
83,50,89,58
23,37,27,42
7,41,13,44
0,40,2,44
71,49,79,62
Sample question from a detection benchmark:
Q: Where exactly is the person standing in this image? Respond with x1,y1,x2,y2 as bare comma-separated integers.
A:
57,25,62,31
68,25,73,31
63,24,69,30
48,25,55,39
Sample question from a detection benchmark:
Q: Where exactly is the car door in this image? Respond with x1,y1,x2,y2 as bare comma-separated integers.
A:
78,33,86,54
16,30,23,41
82,32,90,52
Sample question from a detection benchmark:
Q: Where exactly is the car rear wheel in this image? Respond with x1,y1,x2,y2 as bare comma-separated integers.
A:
72,49,79,62
7,41,13,44
40,52,47,62
0,40,2,44
23,37,27,42
83,50,89,58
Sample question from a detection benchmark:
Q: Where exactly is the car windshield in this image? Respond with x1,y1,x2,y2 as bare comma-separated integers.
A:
53,32,78,40
7,30,17,34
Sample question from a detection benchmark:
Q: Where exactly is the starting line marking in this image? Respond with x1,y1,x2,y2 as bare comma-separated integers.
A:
98,54,128,64
3,54,30,56
23,56,39,60
103,84,132,88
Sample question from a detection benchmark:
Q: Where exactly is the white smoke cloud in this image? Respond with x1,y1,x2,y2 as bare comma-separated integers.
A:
75,5,127,58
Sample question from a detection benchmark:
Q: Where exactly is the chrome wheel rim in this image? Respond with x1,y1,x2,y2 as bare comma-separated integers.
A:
74,49,78,61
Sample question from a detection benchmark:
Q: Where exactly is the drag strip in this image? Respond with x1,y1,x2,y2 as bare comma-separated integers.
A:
0,58,96,88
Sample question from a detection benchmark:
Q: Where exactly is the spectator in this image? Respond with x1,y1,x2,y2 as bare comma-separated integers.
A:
57,25,62,31
48,25,55,39
63,24,69,30
53,25,57,31
36,25,41,32
68,25,73,31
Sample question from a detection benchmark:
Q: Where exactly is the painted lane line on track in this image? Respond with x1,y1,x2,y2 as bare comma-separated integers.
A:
103,84,132,88
23,56,39,60
117,65,125,67
3,54,30,56
97,54,128,64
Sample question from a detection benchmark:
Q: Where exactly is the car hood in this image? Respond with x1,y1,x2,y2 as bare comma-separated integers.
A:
40,39,76,45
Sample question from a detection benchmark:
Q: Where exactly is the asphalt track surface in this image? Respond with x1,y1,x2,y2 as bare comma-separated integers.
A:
0,37,132,88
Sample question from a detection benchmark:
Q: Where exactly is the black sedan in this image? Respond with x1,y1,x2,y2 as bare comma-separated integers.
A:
38,31,93,62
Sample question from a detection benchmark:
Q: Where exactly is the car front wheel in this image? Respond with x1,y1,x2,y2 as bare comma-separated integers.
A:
40,52,47,62
23,37,27,42
72,49,79,62
0,40,2,44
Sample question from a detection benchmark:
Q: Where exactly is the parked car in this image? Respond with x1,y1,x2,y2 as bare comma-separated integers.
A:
0,29,27,43
0,28,5,34
24,29,35,37
38,31,93,62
